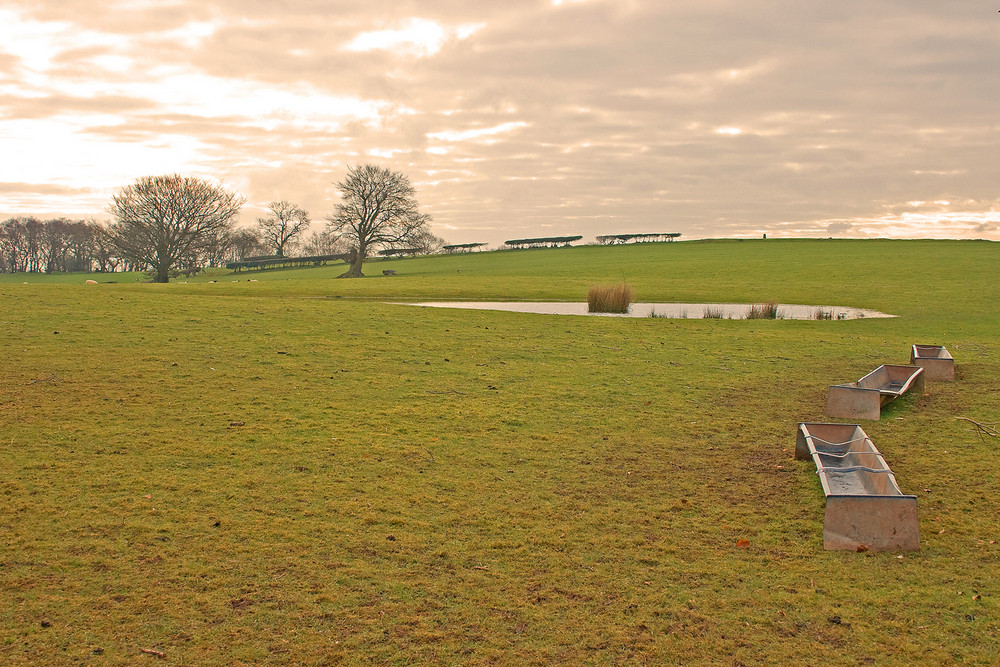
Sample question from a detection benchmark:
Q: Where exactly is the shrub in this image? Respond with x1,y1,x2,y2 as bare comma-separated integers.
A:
746,302,779,319
588,283,633,313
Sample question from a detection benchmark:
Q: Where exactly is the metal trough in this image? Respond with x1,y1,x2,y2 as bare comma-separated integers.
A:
910,344,954,381
796,422,919,551
827,364,925,420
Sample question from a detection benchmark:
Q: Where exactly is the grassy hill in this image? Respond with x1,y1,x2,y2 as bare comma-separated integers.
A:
2,239,998,664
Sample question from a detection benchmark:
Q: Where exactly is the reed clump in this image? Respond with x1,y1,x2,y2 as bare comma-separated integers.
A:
588,283,634,313
703,306,725,319
746,301,779,319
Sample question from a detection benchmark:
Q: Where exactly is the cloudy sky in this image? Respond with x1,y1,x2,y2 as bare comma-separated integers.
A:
2,0,998,247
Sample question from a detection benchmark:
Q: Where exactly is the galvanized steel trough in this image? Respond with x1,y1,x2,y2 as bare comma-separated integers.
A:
910,344,955,381
827,364,925,420
796,422,919,551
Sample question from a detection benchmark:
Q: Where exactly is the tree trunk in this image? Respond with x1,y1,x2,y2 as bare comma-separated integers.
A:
339,247,365,278
155,244,171,283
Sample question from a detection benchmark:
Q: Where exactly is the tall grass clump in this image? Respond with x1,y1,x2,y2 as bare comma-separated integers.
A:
649,307,687,319
746,301,779,319
703,306,725,319
588,282,633,313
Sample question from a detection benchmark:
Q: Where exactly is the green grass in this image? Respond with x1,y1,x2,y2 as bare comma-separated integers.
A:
2,239,999,664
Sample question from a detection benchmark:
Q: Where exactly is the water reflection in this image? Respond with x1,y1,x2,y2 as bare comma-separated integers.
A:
400,302,894,320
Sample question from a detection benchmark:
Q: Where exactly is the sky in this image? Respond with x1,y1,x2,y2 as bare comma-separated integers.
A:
1,0,999,248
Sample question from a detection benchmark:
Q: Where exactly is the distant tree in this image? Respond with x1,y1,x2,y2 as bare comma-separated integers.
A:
325,164,431,277
300,229,347,257
108,175,245,283
0,218,28,272
228,228,268,262
22,217,44,272
256,200,310,257
40,218,71,273
407,228,446,255
89,221,120,273
1,217,105,273
63,220,98,272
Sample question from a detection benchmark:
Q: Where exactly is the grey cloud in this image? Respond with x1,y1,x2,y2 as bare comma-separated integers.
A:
827,222,854,235
3,94,154,120
0,181,92,195
3,0,999,246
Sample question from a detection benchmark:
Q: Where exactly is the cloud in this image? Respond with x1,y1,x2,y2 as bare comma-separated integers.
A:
342,18,484,58
1,0,999,246
0,181,91,195
826,222,854,235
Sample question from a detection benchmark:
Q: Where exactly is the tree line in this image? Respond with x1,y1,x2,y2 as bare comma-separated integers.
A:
2,164,442,281
0,214,266,275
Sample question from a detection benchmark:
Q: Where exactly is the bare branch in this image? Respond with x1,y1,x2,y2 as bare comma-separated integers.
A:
324,164,432,277
107,175,245,282
256,200,310,257
956,417,999,443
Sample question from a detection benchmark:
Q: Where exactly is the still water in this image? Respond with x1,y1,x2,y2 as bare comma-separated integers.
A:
399,302,894,320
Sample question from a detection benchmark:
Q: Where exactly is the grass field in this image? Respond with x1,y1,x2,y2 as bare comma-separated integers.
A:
2,239,999,665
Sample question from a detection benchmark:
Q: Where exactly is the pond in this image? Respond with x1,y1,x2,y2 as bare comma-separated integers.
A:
398,302,895,320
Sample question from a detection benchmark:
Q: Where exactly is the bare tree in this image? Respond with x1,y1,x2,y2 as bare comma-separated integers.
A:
0,218,28,272
40,218,70,274
89,221,119,273
408,228,446,255
256,200,310,257
108,175,245,283
325,164,431,277
227,228,268,262
300,229,347,257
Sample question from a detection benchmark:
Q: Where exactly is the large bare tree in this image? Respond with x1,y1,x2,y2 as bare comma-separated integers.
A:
108,175,245,283
325,164,431,277
256,200,310,257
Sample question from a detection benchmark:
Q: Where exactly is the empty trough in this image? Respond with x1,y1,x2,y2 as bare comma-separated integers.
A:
910,344,954,381
796,422,919,551
827,364,925,420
